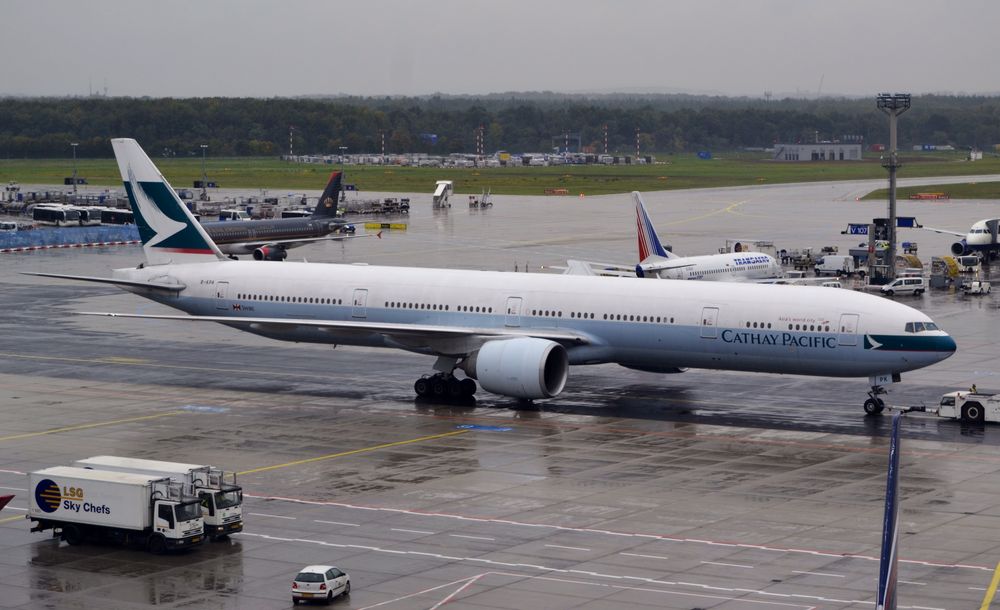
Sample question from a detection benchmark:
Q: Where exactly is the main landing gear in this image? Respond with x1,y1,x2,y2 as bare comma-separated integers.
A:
864,385,887,416
414,373,477,400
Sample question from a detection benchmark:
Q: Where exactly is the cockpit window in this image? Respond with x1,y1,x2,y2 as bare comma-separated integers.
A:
905,321,938,333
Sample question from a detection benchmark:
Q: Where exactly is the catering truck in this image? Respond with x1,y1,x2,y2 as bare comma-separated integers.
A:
28,466,204,553
73,455,243,540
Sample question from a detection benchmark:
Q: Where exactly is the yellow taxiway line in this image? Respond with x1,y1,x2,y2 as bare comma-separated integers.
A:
239,430,469,476
980,561,1000,609
0,411,184,442
0,515,24,524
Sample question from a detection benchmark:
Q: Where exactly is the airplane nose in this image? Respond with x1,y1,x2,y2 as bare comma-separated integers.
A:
939,334,957,355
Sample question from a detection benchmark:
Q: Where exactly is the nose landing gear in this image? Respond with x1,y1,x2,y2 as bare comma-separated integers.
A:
864,385,887,415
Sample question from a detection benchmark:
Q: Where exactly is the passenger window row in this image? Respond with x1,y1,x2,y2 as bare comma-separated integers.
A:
383,302,495,313
237,293,342,305
787,323,831,332
602,313,676,323
745,321,774,329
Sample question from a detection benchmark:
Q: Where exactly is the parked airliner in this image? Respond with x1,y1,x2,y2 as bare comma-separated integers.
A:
27,139,956,412
563,192,782,281
201,171,368,261
923,218,1000,258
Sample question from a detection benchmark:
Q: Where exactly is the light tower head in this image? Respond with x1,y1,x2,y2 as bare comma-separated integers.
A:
877,93,911,114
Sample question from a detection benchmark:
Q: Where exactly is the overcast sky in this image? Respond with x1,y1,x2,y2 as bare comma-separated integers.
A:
3,0,998,98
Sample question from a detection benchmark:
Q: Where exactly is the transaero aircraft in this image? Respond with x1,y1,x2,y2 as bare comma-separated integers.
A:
562,192,782,281
27,139,957,413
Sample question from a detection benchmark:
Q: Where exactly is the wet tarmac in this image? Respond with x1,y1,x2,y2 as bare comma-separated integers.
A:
2,177,1000,608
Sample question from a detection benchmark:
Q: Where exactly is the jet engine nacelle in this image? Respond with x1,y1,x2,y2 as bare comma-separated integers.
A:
951,240,970,256
461,338,568,399
253,246,288,261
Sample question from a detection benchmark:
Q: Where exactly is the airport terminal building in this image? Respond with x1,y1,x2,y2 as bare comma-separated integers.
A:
773,142,862,161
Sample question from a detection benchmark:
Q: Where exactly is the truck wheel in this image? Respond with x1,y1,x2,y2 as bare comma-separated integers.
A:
864,398,885,416
858,270,866,279
962,402,985,423
292,598,300,605
147,533,167,555
62,525,82,546
885,290,894,297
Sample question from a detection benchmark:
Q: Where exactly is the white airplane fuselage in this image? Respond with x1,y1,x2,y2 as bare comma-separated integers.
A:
115,260,954,379
644,252,782,281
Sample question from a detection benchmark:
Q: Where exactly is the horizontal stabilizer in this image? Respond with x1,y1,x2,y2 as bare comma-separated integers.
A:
22,272,185,292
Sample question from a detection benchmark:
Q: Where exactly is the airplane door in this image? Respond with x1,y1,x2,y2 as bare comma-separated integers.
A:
838,313,860,346
505,297,522,327
700,307,719,339
351,289,368,319
215,281,229,310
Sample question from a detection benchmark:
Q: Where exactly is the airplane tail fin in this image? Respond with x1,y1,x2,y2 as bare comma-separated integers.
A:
633,192,676,261
313,171,343,217
111,138,227,265
876,412,902,610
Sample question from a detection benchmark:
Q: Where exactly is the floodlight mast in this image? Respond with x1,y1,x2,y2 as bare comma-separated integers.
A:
877,93,911,283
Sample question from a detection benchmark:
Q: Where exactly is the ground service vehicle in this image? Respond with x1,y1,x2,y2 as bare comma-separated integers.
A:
963,280,992,295
814,255,859,277
28,466,204,553
937,391,1000,423
73,455,243,540
880,276,926,296
292,565,351,605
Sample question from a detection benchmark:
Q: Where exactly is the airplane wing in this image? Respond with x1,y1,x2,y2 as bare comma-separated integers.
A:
22,272,186,292
76,311,592,356
242,232,379,251
557,260,635,277
919,226,965,237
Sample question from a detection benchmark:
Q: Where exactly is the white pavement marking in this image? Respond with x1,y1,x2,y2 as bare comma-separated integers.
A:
621,552,670,560
248,512,296,520
242,530,950,609
391,528,434,535
0,486,26,491
792,570,845,578
899,580,927,586
428,573,486,610
545,544,591,552
450,534,495,541
2,506,26,511
314,520,360,527
246,493,993,573
702,561,754,569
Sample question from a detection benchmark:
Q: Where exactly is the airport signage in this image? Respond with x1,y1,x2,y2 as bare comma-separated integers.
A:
847,224,869,235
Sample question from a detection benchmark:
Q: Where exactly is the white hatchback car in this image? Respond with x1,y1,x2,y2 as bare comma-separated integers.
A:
292,565,350,605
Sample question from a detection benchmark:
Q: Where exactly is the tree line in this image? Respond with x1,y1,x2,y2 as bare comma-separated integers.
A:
1,94,998,158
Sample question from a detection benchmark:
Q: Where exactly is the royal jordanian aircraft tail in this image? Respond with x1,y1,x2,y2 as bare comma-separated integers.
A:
25,139,956,407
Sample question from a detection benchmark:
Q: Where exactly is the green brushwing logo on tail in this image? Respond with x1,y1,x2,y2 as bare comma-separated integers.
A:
125,167,214,254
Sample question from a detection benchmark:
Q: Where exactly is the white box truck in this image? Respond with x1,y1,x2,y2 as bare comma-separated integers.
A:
73,455,243,540
28,466,204,553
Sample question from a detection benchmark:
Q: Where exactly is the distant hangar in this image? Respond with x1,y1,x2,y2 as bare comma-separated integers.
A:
773,142,862,161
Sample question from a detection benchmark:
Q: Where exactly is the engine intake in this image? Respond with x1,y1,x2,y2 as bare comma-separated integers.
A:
951,240,969,256
253,246,288,261
461,338,568,399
